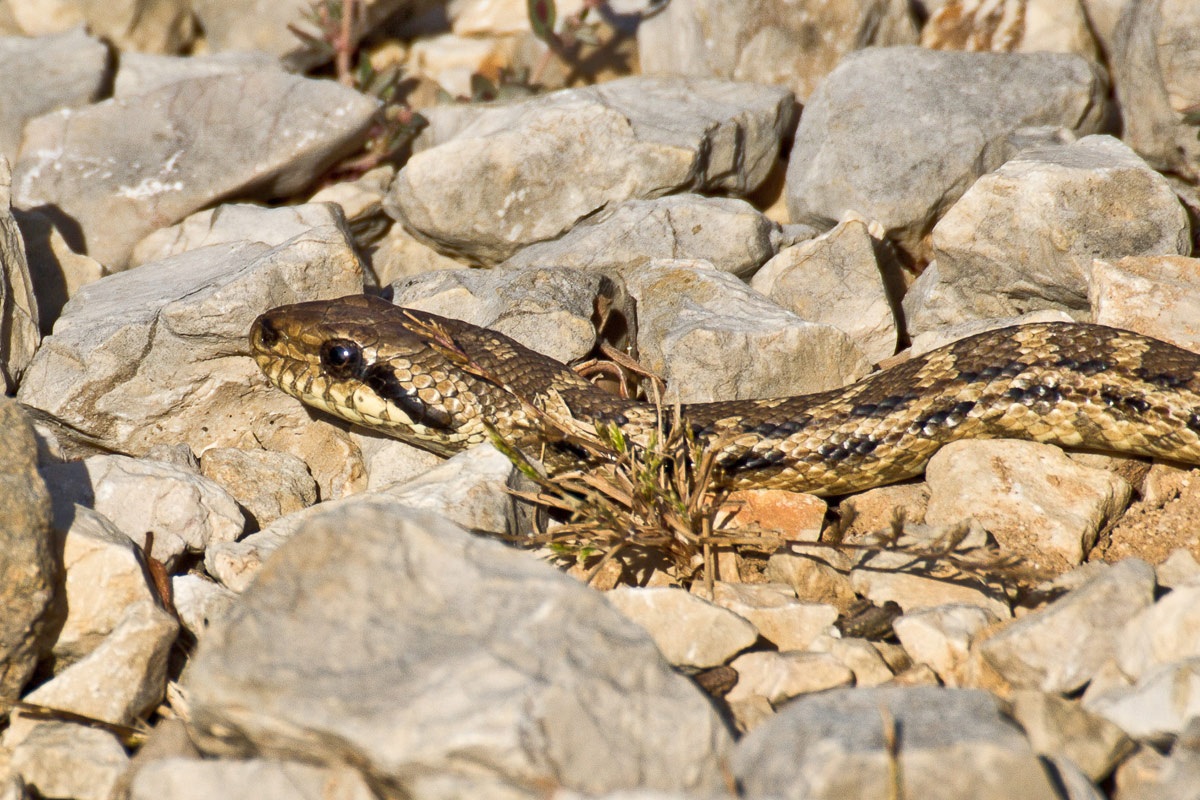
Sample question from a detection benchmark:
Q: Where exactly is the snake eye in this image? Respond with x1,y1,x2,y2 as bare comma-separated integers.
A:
320,339,363,376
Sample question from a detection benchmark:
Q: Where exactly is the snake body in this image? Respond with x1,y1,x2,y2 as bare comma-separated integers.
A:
250,294,1200,496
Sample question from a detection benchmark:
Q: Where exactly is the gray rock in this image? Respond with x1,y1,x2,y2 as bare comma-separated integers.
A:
893,604,1000,687
0,398,55,704
130,202,351,268
114,50,282,97
14,71,379,269
46,505,157,668
392,265,632,363
787,46,1106,260
12,203,105,334
8,722,129,800
750,219,898,363
128,758,378,800
16,224,366,499
186,504,732,798
0,28,109,162
1086,659,1200,743
979,559,1155,693
205,444,516,592
199,447,318,530
1116,578,1200,682
907,136,1190,332
1110,0,1200,182
732,687,1061,800
924,439,1133,569
1089,256,1200,351
0,158,38,393
171,574,237,641
500,194,781,279
1009,690,1134,783
4,599,177,748
1110,729,1200,800
606,586,758,669
387,76,794,265
726,651,854,705
348,427,444,493
637,0,917,103
626,260,870,402
41,454,244,570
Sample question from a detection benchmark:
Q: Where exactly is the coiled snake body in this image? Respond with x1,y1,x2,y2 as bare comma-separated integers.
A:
250,294,1200,496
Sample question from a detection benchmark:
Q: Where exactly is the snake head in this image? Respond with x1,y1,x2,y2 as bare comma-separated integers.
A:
249,295,484,455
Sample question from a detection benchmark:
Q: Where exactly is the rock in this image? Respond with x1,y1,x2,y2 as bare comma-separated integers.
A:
849,541,1012,620
838,482,930,534
205,444,516,592
114,50,282,98
128,758,378,800
12,204,106,333
15,224,365,499
7,723,129,800
787,46,1106,261
200,447,317,530
710,582,837,651
1009,690,1134,783
721,489,826,542
387,76,794,265
1116,577,1200,681
171,574,237,641
1111,732,1200,800
191,0,430,71
908,136,1190,332
130,202,352,268
0,158,38,392
725,651,854,705
14,71,379,269
806,634,896,687
606,586,758,669
921,0,1099,58
637,0,917,103
347,428,444,493
41,454,244,570
626,259,870,402
750,219,899,363
893,604,1000,686
364,219,466,287
392,265,631,363
1157,549,1200,589
1086,659,1200,743
978,559,1155,693
1110,0,1200,182
924,439,1133,569
732,686,1062,800
186,504,732,797
0,399,55,704
48,505,159,668
500,194,781,279
764,549,858,611
1089,256,1200,350
906,309,1075,356
5,0,193,55
4,599,177,747
0,28,109,162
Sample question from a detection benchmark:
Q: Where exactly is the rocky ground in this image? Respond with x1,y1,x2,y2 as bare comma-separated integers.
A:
2,1,1200,799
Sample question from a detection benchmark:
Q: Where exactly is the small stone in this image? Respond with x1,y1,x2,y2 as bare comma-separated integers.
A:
1116,578,1200,681
726,651,854,705
721,489,826,541
1089,256,1200,351
710,581,838,651
8,723,128,800
764,549,858,611
806,633,896,687
893,604,1000,687
171,574,237,640
200,447,317,529
1157,549,1200,589
1085,659,1200,744
924,439,1132,570
1009,690,1134,783
606,586,758,669
978,559,1155,693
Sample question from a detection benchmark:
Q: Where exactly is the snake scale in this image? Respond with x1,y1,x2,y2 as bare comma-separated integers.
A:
250,294,1200,497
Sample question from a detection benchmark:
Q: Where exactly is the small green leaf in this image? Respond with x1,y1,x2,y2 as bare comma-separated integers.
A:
528,0,556,41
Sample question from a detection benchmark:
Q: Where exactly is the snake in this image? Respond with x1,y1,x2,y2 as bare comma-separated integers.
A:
249,293,1200,497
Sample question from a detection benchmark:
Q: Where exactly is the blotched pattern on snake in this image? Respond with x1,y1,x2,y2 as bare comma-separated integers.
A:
249,294,1200,496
